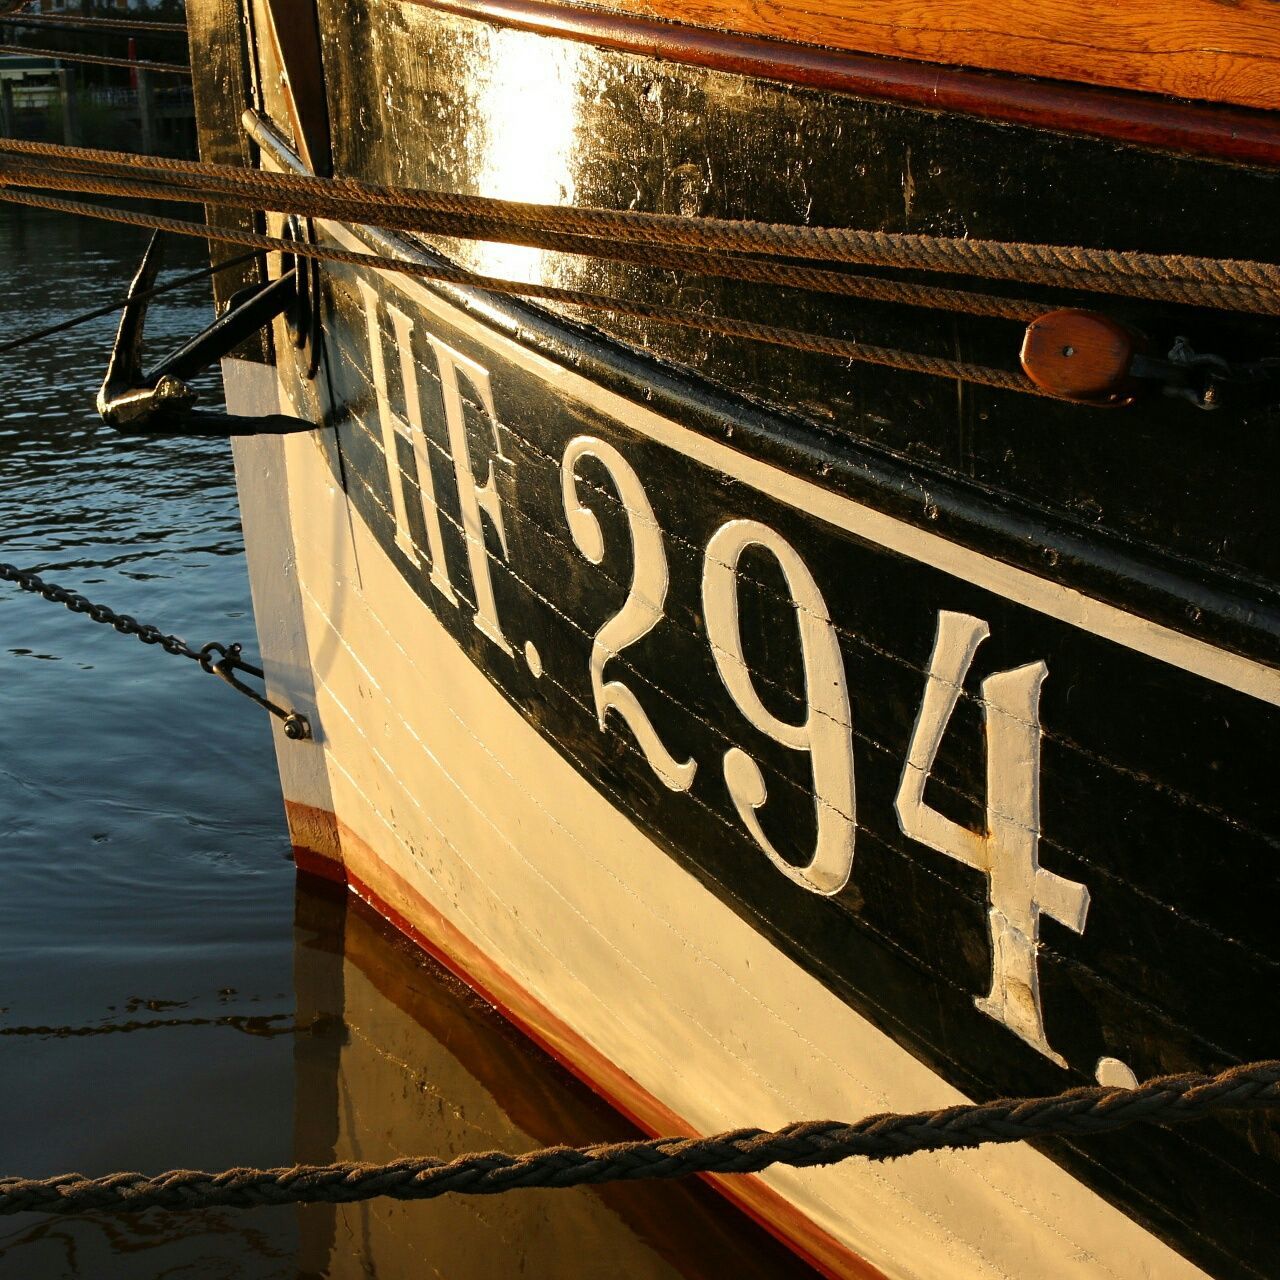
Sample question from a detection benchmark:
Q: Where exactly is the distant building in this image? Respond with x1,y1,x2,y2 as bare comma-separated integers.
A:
0,54,58,107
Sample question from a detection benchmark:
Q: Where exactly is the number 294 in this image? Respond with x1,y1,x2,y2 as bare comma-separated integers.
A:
561,435,1090,1067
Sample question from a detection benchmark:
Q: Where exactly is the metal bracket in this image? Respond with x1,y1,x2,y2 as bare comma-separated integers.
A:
1131,337,1280,412
198,642,312,740
97,231,316,437
1020,309,1280,411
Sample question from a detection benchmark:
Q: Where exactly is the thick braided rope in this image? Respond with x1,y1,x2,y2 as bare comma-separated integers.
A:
3,137,1280,311
0,161,1044,321
3,150,1272,313
0,186,1045,396
6,148,1277,314
1,1060,1275,1216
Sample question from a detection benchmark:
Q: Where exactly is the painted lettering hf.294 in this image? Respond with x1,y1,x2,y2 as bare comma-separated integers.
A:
358,291,1095,1071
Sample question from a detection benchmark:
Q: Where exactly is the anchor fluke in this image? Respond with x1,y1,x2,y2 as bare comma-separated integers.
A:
97,232,315,437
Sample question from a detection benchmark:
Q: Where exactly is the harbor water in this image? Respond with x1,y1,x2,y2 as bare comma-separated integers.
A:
0,207,808,1279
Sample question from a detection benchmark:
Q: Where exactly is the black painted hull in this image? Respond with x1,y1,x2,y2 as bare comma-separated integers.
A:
191,2,1279,1275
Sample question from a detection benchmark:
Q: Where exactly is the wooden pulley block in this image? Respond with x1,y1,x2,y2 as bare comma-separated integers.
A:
1020,309,1139,405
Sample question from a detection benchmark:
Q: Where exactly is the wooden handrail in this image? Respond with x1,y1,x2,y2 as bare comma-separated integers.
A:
458,0,1280,113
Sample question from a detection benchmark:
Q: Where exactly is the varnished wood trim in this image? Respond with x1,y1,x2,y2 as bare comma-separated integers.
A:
257,0,333,176
411,0,1280,168
422,0,1280,113
288,804,887,1280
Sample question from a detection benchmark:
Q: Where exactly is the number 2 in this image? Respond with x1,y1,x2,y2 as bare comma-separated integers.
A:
562,437,696,792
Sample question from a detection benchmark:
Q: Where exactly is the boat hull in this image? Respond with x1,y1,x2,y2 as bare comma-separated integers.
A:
227,346,1217,1277
189,0,1280,1273
225,230,1275,1272
290,878,812,1279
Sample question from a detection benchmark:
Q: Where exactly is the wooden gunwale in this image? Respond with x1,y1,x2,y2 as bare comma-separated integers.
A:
409,0,1280,169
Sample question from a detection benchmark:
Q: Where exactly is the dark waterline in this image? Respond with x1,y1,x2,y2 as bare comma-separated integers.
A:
0,208,808,1279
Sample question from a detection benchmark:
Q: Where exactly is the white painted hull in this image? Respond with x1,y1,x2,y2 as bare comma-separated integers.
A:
226,326,1214,1279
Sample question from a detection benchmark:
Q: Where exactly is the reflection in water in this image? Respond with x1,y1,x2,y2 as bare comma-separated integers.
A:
0,204,299,1280
0,205,810,1277
293,883,807,1280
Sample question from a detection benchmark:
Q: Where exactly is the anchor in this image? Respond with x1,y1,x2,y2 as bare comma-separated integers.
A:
97,231,316,437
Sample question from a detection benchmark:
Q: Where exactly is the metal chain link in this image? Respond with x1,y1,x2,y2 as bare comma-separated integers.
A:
0,563,310,739
0,562,200,658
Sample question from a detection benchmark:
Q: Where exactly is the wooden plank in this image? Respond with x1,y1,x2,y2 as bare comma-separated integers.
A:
418,0,1280,167
528,0,1280,111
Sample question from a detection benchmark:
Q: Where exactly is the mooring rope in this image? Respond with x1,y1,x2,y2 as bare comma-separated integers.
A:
0,161,1047,322
3,137,1278,399
3,136,1279,313
0,186,1047,396
0,13,187,33
1,1060,1275,1216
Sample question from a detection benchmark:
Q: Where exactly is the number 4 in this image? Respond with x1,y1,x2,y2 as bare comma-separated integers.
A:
894,611,1089,1067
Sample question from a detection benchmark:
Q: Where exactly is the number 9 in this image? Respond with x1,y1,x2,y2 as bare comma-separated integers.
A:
702,519,856,896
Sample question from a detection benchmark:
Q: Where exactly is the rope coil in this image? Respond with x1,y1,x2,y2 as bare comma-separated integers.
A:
0,1059,1274,1216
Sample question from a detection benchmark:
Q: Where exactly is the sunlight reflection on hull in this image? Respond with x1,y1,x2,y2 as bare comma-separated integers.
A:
468,30,584,284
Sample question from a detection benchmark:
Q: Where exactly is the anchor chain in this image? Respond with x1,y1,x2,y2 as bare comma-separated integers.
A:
0,563,310,739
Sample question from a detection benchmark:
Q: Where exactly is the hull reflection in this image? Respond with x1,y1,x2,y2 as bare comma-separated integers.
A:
291,880,805,1280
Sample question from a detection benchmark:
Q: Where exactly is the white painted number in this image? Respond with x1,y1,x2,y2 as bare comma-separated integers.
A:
702,520,856,896
894,610,1089,1065
561,437,696,792
359,291,1090,1065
